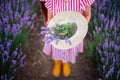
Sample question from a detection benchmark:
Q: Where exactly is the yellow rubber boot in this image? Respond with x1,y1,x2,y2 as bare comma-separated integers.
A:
53,60,62,77
63,62,71,77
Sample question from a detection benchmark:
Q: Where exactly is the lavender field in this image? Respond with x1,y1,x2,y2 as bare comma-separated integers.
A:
0,0,120,80
85,0,120,80
0,0,37,79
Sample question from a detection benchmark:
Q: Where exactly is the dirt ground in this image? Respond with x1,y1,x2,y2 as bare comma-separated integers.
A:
16,1,100,80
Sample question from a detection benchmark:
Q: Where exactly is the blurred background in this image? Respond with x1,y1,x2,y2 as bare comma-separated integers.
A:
0,0,120,80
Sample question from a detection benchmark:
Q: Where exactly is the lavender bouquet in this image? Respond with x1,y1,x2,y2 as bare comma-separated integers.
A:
41,21,77,45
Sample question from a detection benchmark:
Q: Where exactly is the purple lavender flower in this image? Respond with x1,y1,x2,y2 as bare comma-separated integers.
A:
109,54,113,59
117,71,120,80
97,68,100,71
20,54,26,62
6,40,13,50
104,21,109,31
0,74,7,80
43,35,54,43
110,20,115,29
98,78,102,80
3,17,8,24
12,24,18,36
12,60,17,65
0,44,4,51
109,67,114,74
105,32,110,37
13,69,17,73
1,75,4,80
12,51,17,58
105,38,109,43
105,57,109,65
110,41,114,48
103,65,105,71
23,16,30,22
2,51,9,63
33,0,37,4
4,25,11,35
31,13,36,20
40,31,46,35
96,46,99,51
114,45,119,52
65,37,72,45
98,50,102,54
103,42,109,49
20,61,27,67
105,73,109,79
99,14,105,21
7,40,12,47
113,57,116,63
14,11,20,20
27,21,32,26
56,39,59,45
101,57,105,62
10,76,14,80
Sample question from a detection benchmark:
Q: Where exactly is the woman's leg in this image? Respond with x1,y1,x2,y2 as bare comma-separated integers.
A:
63,62,71,77
53,60,62,77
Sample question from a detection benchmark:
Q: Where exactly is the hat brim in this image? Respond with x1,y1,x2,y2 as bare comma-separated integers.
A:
48,11,88,50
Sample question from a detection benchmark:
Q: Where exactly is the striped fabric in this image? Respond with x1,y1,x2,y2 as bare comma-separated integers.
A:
42,0,95,63
44,0,95,15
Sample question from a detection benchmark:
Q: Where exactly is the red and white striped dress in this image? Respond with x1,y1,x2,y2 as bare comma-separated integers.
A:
41,0,95,63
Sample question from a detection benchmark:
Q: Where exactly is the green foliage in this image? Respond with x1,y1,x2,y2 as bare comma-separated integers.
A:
52,22,76,39
10,26,29,52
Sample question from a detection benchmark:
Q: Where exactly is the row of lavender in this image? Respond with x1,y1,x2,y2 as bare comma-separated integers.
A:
87,0,120,80
0,0,36,79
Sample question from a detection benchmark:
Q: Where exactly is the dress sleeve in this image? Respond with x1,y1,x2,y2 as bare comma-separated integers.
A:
44,0,53,10
82,0,95,7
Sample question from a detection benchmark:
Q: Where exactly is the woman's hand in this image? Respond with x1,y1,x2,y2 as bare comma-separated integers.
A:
47,10,53,23
45,10,53,27
44,10,53,27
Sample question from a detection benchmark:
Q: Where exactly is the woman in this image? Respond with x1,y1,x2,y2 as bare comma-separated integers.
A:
40,0,95,77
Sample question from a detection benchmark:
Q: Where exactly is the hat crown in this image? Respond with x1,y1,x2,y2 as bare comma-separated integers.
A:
51,19,77,39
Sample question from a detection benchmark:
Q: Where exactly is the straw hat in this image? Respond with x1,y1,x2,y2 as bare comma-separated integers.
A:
48,11,88,50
